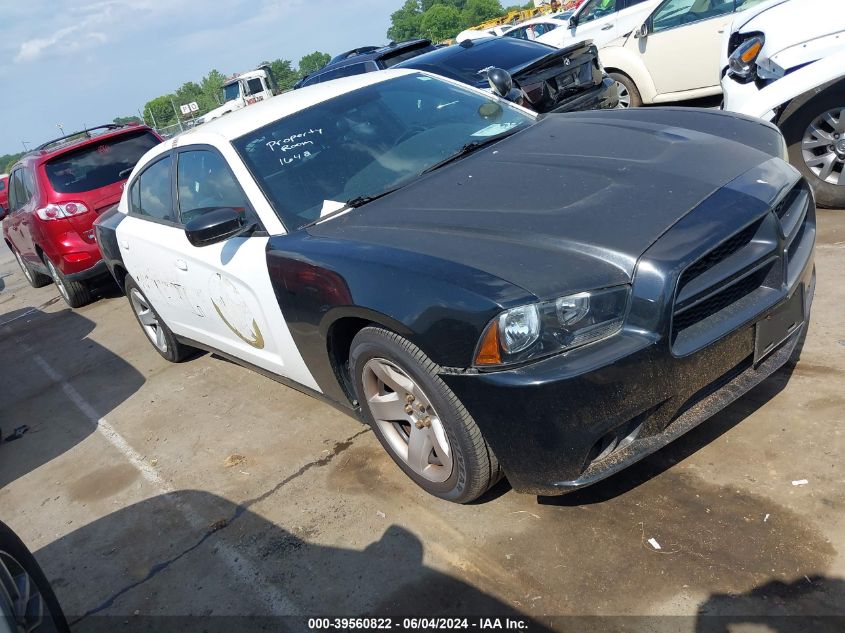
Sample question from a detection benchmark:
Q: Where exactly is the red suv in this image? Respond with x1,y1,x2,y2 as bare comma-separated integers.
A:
0,124,162,307
0,174,9,212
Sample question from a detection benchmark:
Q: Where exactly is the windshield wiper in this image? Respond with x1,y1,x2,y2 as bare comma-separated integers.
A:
301,186,404,229
420,126,524,175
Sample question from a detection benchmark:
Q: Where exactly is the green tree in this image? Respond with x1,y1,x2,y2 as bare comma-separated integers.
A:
265,59,299,92
462,0,503,27
422,0,465,10
298,51,331,78
200,69,227,105
420,3,464,41
113,115,142,125
387,0,423,41
143,95,177,128
0,152,23,172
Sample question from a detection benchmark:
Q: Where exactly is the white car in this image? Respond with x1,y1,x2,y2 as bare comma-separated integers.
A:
526,0,662,50
599,0,769,107
721,0,845,207
455,24,514,42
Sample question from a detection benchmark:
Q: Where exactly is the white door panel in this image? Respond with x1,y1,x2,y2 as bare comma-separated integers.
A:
635,13,734,95
116,214,320,392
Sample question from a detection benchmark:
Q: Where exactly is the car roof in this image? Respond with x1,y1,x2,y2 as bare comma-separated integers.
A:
14,124,155,168
180,69,421,145
323,39,431,69
395,37,552,73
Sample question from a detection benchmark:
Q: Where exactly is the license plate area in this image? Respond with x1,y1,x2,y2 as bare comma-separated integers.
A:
754,286,804,364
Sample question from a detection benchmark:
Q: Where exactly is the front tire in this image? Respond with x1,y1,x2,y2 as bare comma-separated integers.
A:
782,91,845,208
45,256,92,308
350,326,501,504
609,72,641,108
124,275,195,362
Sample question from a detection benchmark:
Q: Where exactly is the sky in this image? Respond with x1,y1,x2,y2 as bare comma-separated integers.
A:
0,0,400,156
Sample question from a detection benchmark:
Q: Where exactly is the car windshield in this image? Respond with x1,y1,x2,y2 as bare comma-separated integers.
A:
44,130,161,194
233,73,534,230
223,82,241,102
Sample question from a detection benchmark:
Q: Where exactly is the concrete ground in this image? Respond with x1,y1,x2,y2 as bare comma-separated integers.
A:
0,210,843,630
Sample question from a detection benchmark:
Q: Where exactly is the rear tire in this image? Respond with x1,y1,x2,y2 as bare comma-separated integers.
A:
12,247,51,288
125,275,196,362
45,256,92,308
781,90,845,209
350,326,501,504
609,72,641,108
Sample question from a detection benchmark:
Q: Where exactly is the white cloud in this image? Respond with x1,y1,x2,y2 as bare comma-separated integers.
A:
15,26,107,63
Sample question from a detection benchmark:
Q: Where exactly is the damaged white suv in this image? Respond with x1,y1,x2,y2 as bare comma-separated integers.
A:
721,0,845,208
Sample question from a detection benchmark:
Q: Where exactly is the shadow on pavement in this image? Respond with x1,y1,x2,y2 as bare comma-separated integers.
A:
697,575,845,633
34,490,550,632
0,306,145,488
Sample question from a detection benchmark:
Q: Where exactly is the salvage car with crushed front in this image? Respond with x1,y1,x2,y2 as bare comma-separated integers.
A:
92,69,815,505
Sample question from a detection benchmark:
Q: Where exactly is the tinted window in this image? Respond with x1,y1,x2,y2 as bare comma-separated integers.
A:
133,156,174,222
246,78,264,95
400,39,554,85
43,131,160,194
309,63,371,85
0,179,5,192
380,45,436,68
652,0,733,32
177,150,252,224
8,171,22,211
10,169,35,211
579,0,617,22
233,74,532,230
624,0,651,6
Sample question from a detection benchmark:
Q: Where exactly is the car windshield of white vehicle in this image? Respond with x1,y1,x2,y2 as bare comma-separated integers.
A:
223,82,241,102
652,0,734,32
233,74,533,230
44,131,161,194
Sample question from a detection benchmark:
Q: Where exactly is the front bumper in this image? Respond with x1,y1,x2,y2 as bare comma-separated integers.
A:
721,75,777,121
441,163,816,495
549,77,618,113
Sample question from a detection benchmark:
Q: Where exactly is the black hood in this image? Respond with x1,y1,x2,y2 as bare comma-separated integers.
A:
308,108,785,300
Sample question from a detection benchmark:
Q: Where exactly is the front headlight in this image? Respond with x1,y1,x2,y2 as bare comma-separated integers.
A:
728,34,765,80
474,285,630,367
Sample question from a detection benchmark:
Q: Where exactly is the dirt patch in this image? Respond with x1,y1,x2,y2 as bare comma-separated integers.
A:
67,463,140,503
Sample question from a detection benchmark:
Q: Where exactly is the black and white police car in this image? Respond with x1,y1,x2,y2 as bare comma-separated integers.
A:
95,69,815,503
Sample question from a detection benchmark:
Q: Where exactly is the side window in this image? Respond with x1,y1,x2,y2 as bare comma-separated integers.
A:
506,26,527,39
176,150,253,225
624,0,651,6
245,78,264,95
318,63,369,83
652,0,733,33
10,169,34,211
579,0,617,23
132,156,175,223
8,171,20,211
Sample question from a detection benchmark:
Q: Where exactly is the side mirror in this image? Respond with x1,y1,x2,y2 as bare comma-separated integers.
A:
634,22,648,38
569,15,578,28
184,208,253,247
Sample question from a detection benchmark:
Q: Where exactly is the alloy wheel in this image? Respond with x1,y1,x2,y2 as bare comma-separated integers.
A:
801,107,845,186
614,81,630,108
129,288,168,353
362,358,453,483
45,259,69,303
14,250,33,284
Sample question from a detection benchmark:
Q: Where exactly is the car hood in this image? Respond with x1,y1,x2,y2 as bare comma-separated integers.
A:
308,108,783,300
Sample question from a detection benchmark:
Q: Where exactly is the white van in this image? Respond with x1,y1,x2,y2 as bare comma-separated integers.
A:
721,0,845,207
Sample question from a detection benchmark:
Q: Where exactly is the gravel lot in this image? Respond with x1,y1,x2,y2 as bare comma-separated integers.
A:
1,210,843,629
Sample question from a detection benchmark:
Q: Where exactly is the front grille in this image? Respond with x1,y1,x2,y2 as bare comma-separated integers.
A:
673,265,771,333
671,180,813,354
679,220,760,289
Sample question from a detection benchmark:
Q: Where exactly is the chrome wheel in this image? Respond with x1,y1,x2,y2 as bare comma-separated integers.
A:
802,107,845,186
45,258,69,303
129,287,168,353
362,358,453,483
14,250,33,284
614,81,630,108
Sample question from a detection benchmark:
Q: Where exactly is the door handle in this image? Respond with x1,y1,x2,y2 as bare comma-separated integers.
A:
601,24,614,30
120,240,129,250
718,29,725,33
175,259,188,271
